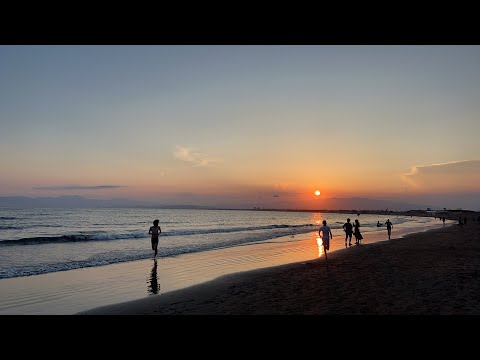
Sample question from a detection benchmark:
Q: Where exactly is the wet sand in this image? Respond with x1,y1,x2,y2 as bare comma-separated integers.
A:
81,222,480,315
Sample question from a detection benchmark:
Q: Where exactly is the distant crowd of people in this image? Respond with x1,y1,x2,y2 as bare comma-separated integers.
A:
434,214,480,228
457,215,480,227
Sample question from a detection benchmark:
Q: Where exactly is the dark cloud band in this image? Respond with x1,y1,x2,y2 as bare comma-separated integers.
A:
33,185,126,190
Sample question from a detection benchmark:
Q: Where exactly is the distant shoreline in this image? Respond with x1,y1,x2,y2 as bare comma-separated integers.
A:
1,204,478,219
2,195,479,213
133,207,480,221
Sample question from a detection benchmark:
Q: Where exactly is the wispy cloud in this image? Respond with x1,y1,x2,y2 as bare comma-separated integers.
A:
402,160,480,190
33,185,126,190
174,146,221,167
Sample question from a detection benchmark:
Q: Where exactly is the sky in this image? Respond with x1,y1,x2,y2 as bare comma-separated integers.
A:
1,45,479,210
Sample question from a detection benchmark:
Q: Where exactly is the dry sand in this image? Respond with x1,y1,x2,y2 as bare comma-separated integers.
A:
80,221,480,315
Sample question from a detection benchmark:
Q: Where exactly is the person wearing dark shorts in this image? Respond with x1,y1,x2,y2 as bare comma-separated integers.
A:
319,220,333,254
385,219,393,240
148,219,162,258
343,218,353,247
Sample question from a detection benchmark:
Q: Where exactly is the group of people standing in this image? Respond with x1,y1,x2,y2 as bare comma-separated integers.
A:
342,218,363,246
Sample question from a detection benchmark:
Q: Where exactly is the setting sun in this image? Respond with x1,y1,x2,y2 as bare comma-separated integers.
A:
315,190,321,196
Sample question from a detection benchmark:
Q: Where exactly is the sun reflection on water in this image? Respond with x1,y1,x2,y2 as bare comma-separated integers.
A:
316,237,324,257
311,212,323,226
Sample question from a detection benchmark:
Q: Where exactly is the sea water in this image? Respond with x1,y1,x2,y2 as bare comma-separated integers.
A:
0,207,440,279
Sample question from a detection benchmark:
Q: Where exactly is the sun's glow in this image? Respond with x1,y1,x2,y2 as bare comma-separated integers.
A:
315,190,321,196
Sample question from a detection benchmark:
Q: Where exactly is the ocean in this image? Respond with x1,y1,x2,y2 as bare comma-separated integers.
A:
0,207,441,279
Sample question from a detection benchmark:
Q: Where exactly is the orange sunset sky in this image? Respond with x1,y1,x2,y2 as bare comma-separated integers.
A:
1,46,479,210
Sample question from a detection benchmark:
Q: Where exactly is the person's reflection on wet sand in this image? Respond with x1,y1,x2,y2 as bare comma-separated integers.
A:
147,259,160,295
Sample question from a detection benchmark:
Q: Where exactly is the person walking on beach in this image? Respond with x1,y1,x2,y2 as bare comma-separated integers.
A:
148,219,162,258
319,220,333,257
343,218,353,247
353,219,363,245
385,219,393,240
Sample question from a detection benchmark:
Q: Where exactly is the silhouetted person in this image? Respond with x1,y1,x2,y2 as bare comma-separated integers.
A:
319,220,333,256
354,219,363,244
442,217,445,226
458,217,463,227
377,221,382,227
148,219,162,258
385,219,393,240
343,218,353,247
147,259,160,295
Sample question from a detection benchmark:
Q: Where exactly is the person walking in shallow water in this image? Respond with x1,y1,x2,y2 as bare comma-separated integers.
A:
385,219,393,240
148,219,162,258
319,220,333,258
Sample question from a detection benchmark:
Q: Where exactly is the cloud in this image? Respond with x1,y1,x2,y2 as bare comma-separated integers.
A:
33,185,126,190
174,146,221,167
402,160,480,190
